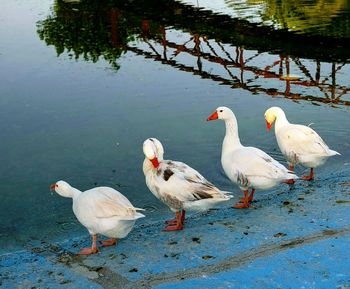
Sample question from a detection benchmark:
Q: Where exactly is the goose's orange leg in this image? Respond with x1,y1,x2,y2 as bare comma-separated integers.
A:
181,210,186,225
164,211,183,231
248,189,255,202
78,234,99,255
165,218,177,225
165,210,186,226
239,189,255,202
285,164,296,184
234,190,250,209
301,168,314,181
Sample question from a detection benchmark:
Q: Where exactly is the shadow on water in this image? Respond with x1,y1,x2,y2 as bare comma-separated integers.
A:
37,0,350,107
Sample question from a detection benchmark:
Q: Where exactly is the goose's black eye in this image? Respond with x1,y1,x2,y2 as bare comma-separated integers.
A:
219,110,223,112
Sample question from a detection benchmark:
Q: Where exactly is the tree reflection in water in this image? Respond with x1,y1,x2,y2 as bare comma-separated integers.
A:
227,0,350,37
37,0,350,105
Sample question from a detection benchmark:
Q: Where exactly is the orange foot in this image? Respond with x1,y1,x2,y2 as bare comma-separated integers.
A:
301,168,314,181
99,238,117,247
163,224,183,231
165,219,177,225
237,189,254,207
284,179,295,185
239,196,254,202
78,247,99,255
301,175,313,181
233,202,250,209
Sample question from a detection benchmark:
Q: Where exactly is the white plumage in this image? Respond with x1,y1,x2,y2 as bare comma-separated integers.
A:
264,106,340,181
51,181,144,255
207,106,297,208
221,146,297,190
142,138,232,231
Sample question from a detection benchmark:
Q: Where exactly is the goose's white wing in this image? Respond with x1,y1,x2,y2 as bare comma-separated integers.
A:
227,147,290,178
278,124,335,156
222,147,297,190
83,187,145,220
150,160,231,208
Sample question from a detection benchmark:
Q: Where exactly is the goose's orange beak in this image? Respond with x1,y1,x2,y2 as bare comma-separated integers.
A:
266,120,272,132
50,183,57,190
207,111,218,121
150,157,159,168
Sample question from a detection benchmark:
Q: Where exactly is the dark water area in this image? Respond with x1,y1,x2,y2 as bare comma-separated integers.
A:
0,0,349,253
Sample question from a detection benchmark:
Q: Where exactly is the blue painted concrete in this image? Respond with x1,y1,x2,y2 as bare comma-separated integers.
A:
62,169,349,281
0,251,102,289
154,235,350,289
1,167,349,288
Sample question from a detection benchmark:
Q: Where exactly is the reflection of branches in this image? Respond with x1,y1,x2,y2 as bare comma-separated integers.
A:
129,42,350,105
37,0,350,106
136,33,350,106
294,57,330,98
172,37,194,57
215,40,235,63
294,57,350,100
320,63,347,86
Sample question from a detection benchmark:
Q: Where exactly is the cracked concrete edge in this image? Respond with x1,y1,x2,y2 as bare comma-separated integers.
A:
125,226,350,288
28,246,131,289
37,226,349,289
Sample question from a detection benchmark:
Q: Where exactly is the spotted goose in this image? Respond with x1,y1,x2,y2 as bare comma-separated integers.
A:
142,138,232,231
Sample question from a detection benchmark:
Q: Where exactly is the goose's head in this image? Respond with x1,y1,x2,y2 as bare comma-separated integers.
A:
143,138,164,169
264,107,284,132
207,106,235,121
50,180,74,198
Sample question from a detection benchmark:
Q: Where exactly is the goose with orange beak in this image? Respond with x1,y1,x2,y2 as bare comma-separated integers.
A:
264,107,340,182
207,106,297,208
142,138,232,231
51,181,144,255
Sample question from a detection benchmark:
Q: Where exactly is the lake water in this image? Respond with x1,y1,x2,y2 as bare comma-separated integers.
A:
0,0,349,253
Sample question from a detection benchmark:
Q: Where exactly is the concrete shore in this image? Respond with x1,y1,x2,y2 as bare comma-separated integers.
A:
1,169,350,288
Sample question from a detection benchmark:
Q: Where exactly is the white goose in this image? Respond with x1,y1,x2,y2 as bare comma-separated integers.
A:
207,106,298,208
51,181,145,255
264,106,340,182
142,138,232,231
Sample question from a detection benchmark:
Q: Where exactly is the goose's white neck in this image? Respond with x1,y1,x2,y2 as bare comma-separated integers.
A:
222,117,242,155
274,109,289,133
64,187,82,199
72,188,82,199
